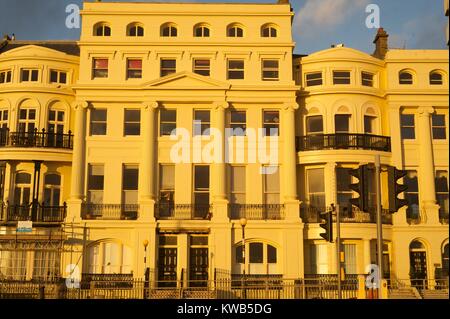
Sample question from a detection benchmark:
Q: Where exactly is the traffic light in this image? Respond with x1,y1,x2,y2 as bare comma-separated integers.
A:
319,210,333,242
388,166,408,213
349,165,370,212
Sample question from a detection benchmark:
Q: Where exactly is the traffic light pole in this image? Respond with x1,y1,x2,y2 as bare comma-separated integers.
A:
375,155,384,299
334,204,342,299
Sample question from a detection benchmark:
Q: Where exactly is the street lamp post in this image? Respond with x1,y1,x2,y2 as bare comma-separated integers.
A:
240,217,247,299
143,240,149,299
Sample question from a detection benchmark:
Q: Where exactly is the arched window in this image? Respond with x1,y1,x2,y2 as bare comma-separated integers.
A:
364,107,377,134
399,70,413,85
261,24,278,37
235,242,278,274
87,241,132,274
429,71,443,85
227,24,244,37
94,22,111,37
409,240,427,288
194,24,210,37
161,23,178,37
127,23,144,37
43,174,61,206
14,172,31,205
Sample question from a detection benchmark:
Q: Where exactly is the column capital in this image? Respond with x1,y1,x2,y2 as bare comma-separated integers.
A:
214,101,229,111
71,101,89,110
417,106,435,117
143,101,159,110
283,102,299,111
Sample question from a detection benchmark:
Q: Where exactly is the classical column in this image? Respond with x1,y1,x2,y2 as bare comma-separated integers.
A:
69,101,88,201
139,101,158,221
212,101,229,222
283,103,300,221
66,101,88,222
417,106,440,224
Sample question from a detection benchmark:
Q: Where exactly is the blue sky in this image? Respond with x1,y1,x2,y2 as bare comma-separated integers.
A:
0,0,447,54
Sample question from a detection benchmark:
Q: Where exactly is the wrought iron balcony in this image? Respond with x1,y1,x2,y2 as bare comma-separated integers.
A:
300,205,392,225
296,133,391,152
155,203,212,220
0,202,66,223
230,204,285,220
0,128,73,149
82,203,139,220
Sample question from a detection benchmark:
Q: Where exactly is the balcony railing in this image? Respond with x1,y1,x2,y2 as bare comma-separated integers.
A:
0,128,73,149
296,133,391,152
300,205,392,225
155,203,212,220
0,202,66,223
82,204,139,220
230,204,285,220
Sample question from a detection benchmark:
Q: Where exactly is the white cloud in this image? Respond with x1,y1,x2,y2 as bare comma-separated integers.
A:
294,0,369,37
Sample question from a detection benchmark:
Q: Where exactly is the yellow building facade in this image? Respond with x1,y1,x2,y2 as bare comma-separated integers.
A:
0,1,448,295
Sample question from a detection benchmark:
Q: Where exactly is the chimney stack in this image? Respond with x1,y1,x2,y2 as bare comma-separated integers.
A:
277,0,290,4
372,27,389,59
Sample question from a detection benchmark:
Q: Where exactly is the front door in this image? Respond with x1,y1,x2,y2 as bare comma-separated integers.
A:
158,248,177,288
189,248,208,287
410,251,427,289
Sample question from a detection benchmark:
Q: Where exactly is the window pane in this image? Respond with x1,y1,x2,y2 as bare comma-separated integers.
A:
125,109,140,122
16,173,31,184
267,245,277,263
364,115,375,134
307,169,324,193
44,174,61,185
264,167,280,193
123,165,139,190
335,114,350,133
88,165,104,190
50,71,58,83
161,109,176,122
249,243,263,263
94,59,108,69
160,165,175,190
432,114,445,126
91,109,107,121
31,70,38,81
231,110,246,123
195,166,209,190
194,110,210,122
306,116,323,134
236,246,243,263
161,59,176,68
128,59,142,69
435,172,449,192
231,166,245,192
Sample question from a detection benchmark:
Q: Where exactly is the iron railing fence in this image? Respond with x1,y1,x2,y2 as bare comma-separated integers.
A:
229,204,285,220
296,133,391,152
81,204,139,220
0,202,66,223
1,276,362,299
0,128,73,149
155,203,212,220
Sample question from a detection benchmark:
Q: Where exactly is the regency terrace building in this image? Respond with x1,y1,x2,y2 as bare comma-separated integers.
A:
0,0,448,294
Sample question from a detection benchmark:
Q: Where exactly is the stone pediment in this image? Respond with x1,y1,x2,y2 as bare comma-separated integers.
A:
143,71,230,90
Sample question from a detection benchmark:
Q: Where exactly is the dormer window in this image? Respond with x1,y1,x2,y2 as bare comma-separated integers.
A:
161,23,178,37
227,24,244,37
429,71,443,85
94,23,111,36
333,71,351,85
194,24,210,37
21,69,39,82
399,71,413,85
261,24,278,37
50,70,67,84
127,23,144,37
